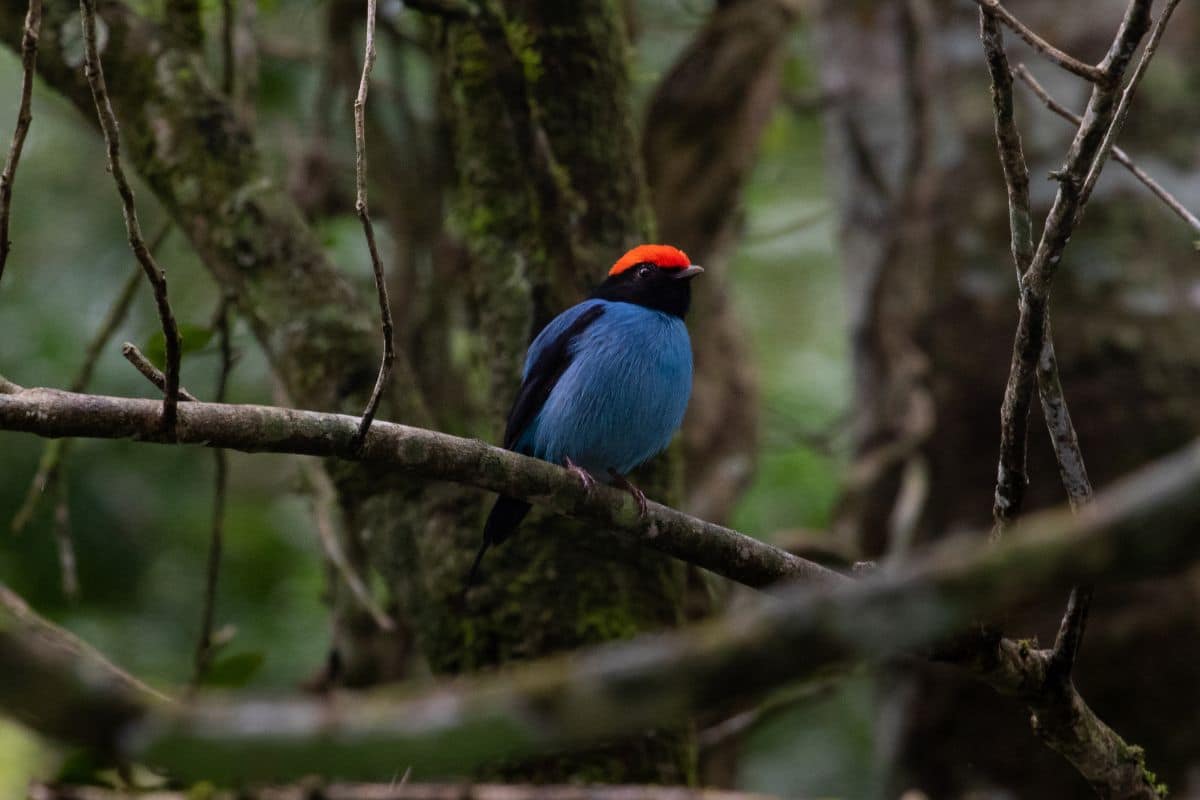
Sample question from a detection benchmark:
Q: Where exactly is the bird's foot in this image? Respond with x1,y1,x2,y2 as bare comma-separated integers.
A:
564,457,598,494
608,469,648,517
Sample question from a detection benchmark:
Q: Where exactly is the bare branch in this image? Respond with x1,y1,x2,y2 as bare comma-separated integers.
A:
51,478,78,600
351,0,396,450
303,460,396,632
31,785,776,800
979,11,1033,277
1014,63,1200,235
0,0,42,284
79,0,183,433
121,342,199,401
972,0,1105,84
0,379,840,590
192,301,235,688
1078,0,1183,214
1036,330,1092,509
990,0,1153,533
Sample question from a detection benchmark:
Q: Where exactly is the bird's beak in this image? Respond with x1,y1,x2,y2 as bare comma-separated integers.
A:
672,265,704,280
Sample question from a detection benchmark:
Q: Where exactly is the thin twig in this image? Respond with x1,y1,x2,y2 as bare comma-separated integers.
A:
1013,64,1200,235
221,0,236,97
302,460,396,632
192,301,235,688
9,223,170,535
52,479,79,600
121,343,199,401
980,11,1033,277
80,0,183,433
1078,0,1183,215
351,0,396,450
0,0,42,285
972,0,1105,84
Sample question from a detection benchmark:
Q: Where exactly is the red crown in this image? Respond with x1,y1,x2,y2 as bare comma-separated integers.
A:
609,244,691,277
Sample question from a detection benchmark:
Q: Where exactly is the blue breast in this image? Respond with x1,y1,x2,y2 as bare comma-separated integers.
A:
515,299,693,476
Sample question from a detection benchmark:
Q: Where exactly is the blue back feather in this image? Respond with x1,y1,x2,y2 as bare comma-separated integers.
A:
515,299,692,476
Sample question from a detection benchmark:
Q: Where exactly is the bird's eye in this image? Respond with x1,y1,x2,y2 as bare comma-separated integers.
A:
637,264,654,279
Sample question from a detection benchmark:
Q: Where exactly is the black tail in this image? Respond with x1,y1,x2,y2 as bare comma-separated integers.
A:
465,495,532,590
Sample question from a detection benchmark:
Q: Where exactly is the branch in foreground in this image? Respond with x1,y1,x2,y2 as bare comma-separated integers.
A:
0,0,41,283
351,0,396,449
2,426,1195,786
1013,64,1200,235
0,379,841,590
32,784,776,800
79,0,183,432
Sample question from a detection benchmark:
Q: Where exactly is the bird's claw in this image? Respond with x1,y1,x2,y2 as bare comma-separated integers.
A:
608,469,648,517
564,457,598,494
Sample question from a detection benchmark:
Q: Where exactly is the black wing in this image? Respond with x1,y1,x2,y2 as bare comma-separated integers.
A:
502,304,606,450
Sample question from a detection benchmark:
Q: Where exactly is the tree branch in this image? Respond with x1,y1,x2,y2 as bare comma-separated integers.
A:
351,0,395,449
1,423,1194,787
30,785,776,800
79,0,183,433
0,0,41,284
972,0,1105,84
0,379,841,590
989,0,1152,533
1013,63,1200,236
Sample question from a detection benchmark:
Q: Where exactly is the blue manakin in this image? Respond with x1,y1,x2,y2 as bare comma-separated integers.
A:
467,244,703,587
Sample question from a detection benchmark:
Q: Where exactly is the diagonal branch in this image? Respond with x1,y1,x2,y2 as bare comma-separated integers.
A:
0,0,41,285
79,0,183,433
1013,63,1200,235
972,0,1105,84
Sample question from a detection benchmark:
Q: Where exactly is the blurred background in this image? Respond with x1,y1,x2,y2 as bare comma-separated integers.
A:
0,0,1197,797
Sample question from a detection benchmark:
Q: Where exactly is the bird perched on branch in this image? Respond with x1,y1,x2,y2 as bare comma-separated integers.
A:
467,244,703,588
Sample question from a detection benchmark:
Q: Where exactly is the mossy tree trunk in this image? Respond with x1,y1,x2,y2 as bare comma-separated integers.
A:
361,0,694,781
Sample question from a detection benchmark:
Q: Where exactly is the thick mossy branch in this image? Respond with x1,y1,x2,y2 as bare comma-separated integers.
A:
1,418,1197,784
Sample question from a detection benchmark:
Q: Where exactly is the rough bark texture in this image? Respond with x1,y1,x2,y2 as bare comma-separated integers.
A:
815,0,1200,794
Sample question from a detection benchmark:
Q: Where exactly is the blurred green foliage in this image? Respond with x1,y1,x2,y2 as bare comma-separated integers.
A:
0,0,859,793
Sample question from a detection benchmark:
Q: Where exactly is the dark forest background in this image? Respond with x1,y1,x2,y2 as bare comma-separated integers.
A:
1,0,1198,796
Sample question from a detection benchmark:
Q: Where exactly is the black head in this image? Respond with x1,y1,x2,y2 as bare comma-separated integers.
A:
589,244,704,319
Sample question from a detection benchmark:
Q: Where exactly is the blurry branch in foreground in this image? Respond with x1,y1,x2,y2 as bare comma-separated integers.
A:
0,377,1195,791
30,785,775,800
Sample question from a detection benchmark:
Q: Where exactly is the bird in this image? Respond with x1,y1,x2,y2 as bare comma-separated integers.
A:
466,244,703,588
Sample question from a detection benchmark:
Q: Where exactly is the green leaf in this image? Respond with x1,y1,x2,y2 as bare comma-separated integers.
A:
144,324,214,369
200,650,265,688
